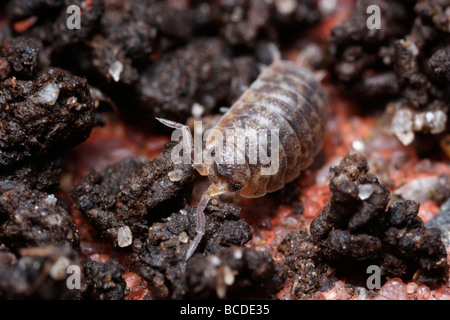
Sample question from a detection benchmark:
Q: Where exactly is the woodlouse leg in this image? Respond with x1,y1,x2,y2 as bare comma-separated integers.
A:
185,183,228,260
185,188,211,260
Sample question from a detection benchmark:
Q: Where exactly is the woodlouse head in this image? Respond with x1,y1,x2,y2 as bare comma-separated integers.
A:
197,143,252,193
211,162,251,192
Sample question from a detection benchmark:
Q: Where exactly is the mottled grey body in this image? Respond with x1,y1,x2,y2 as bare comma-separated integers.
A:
158,57,328,260
207,59,328,198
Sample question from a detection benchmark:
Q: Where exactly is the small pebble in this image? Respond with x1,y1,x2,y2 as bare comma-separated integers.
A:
161,236,180,248
191,103,205,118
417,285,431,300
394,176,439,204
392,108,414,146
108,61,123,82
356,287,368,300
374,278,407,300
44,194,58,206
168,170,183,182
274,0,297,14
406,282,418,294
352,140,365,152
426,198,450,246
358,184,374,200
117,226,132,247
49,257,71,280
178,231,189,244
223,266,235,286
30,83,60,106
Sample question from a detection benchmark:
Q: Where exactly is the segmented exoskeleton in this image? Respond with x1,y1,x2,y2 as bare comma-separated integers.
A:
158,50,327,260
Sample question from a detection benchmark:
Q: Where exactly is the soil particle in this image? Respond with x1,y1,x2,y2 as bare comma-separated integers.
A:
0,180,79,252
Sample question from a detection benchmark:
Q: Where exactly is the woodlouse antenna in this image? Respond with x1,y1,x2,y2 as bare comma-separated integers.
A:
267,43,282,64
156,117,194,161
294,45,327,82
295,54,309,69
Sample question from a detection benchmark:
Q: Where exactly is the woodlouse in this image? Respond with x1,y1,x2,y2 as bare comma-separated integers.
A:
158,51,328,260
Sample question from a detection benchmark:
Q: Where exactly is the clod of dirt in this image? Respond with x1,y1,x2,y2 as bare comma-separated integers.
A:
184,247,286,299
280,152,448,299
135,37,258,123
2,0,322,126
83,257,126,300
7,0,104,47
0,180,79,251
0,38,40,77
71,157,149,214
0,245,81,299
136,198,253,299
0,156,62,192
278,230,328,299
72,142,195,247
326,0,450,144
310,152,390,241
0,38,96,169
